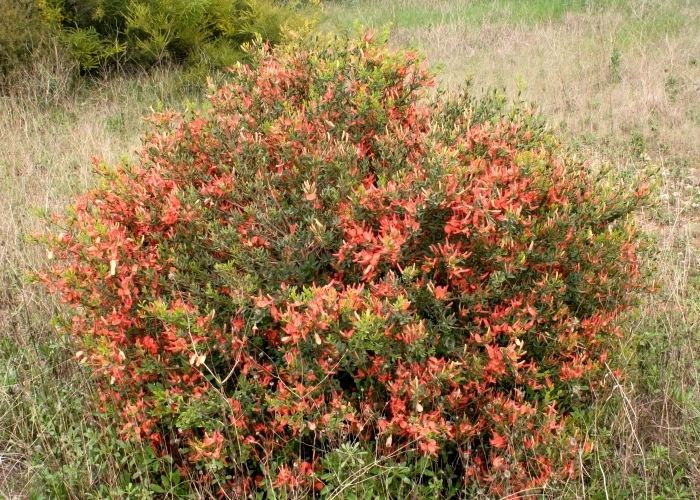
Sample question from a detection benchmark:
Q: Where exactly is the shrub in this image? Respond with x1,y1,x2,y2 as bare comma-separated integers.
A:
0,0,78,99
39,0,308,72
39,34,648,496
0,0,46,77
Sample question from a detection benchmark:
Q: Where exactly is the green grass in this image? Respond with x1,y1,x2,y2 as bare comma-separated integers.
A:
322,0,694,74
323,0,631,30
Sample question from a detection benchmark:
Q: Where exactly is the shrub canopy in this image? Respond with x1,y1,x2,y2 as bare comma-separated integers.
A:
40,34,647,496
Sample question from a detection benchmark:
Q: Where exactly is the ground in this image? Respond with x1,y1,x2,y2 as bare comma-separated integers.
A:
1,0,698,496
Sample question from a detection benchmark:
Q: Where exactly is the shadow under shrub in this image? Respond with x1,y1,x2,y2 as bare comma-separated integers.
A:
38,34,648,497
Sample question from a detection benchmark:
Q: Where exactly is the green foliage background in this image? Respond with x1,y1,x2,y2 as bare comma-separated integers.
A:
0,0,46,76
1,0,312,82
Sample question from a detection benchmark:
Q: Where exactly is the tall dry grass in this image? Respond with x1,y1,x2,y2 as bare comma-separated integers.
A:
0,67,203,496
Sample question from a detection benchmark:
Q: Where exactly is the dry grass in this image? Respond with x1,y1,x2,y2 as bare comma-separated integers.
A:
0,69,202,496
325,0,700,162
400,16,698,158
1,0,699,495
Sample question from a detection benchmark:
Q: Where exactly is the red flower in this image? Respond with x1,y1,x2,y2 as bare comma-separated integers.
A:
490,432,508,449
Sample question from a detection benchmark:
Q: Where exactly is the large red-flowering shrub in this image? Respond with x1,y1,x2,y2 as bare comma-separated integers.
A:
39,34,647,497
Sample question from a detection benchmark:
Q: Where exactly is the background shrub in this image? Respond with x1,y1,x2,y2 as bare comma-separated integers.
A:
39,34,647,496
38,0,307,72
0,0,78,99
0,0,47,78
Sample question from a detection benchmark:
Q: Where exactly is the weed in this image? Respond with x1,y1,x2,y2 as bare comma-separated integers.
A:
610,47,622,83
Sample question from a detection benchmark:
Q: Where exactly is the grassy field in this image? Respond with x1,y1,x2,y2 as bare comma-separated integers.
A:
1,0,699,496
